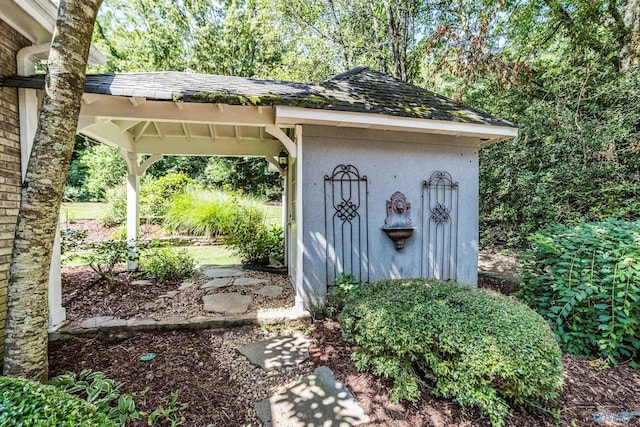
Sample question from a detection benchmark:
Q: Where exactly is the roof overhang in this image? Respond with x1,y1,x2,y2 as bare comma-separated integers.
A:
1,0,106,65
275,106,518,146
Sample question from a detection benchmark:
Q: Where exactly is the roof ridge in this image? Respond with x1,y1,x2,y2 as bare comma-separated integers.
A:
321,66,370,84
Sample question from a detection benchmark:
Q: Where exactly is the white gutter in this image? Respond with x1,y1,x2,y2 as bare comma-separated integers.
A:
275,106,518,145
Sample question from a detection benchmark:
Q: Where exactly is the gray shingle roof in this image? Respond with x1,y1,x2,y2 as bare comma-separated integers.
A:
2,66,515,128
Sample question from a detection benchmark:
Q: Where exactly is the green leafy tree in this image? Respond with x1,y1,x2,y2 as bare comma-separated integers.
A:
80,144,126,200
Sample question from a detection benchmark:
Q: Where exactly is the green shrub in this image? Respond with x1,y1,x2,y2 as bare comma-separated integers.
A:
102,184,127,226
139,246,196,284
227,214,284,265
340,280,564,427
325,274,363,318
141,172,197,222
49,370,140,426
0,375,116,426
519,219,640,365
163,189,265,237
101,173,199,226
86,240,130,292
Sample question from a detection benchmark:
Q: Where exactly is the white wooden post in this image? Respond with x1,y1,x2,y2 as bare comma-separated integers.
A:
125,152,140,270
282,175,287,267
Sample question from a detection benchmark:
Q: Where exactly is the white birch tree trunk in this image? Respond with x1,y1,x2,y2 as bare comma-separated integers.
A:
3,0,102,382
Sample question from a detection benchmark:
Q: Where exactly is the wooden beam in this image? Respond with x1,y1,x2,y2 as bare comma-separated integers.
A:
81,121,135,152
152,121,164,140
129,97,147,107
265,124,297,157
182,123,191,140
138,154,163,175
82,93,100,105
80,95,276,125
134,121,151,141
132,136,282,156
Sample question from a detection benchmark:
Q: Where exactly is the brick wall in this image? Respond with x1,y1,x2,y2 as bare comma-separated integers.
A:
0,19,30,364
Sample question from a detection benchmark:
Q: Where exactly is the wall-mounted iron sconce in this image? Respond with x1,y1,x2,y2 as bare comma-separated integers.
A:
381,191,416,250
277,150,289,171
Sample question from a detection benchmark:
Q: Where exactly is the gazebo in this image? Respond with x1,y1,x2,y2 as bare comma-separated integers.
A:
4,66,517,327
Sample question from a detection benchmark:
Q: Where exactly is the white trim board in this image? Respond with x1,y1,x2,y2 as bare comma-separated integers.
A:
275,106,518,145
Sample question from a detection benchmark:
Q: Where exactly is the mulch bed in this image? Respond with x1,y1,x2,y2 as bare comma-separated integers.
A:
61,266,295,325
49,274,640,426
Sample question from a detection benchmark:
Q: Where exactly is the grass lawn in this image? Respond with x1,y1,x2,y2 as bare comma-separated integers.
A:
60,202,283,223
183,245,239,266
60,202,107,220
62,245,239,267
263,203,283,224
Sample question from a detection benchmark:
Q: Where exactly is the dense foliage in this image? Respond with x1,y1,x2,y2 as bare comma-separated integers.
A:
0,376,116,426
340,280,564,427
475,61,640,248
520,219,640,365
101,173,198,225
139,247,196,284
163,189,265,237
204,157,281,200
227,221,284,265
49,370,140,426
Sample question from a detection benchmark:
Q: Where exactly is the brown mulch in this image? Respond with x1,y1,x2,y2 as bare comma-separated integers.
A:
478,274,520,295
49,327,314,426
51,271,640,426
62,266,295,325
308,319,640,427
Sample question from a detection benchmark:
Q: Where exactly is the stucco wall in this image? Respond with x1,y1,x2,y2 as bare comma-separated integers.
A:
0,19,29,364
300,125,480,305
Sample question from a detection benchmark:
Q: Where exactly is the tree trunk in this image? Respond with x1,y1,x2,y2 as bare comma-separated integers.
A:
622,0,640,71
3,0,102,382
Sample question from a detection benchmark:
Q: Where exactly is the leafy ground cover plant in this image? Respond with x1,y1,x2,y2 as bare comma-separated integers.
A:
139,246,196,284
520,219,640,366
340,279,564,427
0,375,116,426
49,369,140,426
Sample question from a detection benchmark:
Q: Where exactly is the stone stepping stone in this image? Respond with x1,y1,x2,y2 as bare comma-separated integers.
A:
201,278,233,289
202,267,244,278
233,277,268,286
203,293,252,314
79,316,115,328
253,285,283,298
255,366,369,427
131,279,153,286
239,335,310,370
178,281,194,291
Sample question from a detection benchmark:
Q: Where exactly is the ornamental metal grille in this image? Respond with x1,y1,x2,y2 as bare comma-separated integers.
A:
324,164,369,285
421,171,459,280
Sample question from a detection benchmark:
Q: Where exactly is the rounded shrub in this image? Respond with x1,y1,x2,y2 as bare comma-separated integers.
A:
0,375,116,426
139,246,196,284
340,280,564,427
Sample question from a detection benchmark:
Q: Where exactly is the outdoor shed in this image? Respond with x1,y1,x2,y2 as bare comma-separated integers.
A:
2,65,517,326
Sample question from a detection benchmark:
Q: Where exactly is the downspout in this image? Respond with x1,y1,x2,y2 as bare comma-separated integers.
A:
16,42,67,330
17,43,50,175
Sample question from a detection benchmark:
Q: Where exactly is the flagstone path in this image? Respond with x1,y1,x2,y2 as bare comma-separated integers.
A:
238,334,368,426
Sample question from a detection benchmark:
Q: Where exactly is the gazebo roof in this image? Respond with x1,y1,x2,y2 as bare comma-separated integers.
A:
3,66,515,128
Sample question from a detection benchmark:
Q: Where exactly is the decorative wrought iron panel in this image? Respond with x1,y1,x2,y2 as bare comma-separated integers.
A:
421,171,459,280
324,164,369,285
